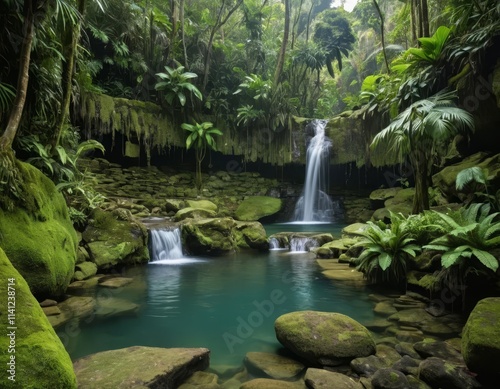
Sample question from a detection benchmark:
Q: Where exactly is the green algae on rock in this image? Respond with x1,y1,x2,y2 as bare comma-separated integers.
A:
0,248,77,388
462,297,500,378
274,311,376,367
0,161,77,298
235,196,282,221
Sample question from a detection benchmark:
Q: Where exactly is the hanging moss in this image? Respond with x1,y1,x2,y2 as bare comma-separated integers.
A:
78,92,303,166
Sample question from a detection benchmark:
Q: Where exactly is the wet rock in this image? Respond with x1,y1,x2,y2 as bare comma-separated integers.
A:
239,378,305,388
420,322,456,337
178,371,221,389
342,223,369,237
174,207,217,221
388,308,432,327
244,352,305,380
98,276,133,288
42,305,61,316
371,368,409,389
235,196,282,221
94,297,140,319
304,368,362,388
350,355,388,376
73,261,98,281
40,299,58,307
233,221,269,251
462,297,500,378
406,375,432,389
181,217,236,255
375,345,401,366
394,342,421,359
374,301,398,317
413,340,464,365
392,355,421,375
275,311,376,367
47,296,96,329
418,357,481,389
73,346,210,388
363,318,393,333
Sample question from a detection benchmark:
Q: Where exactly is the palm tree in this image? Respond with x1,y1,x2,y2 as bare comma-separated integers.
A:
182,121,222,192
370,90,475,214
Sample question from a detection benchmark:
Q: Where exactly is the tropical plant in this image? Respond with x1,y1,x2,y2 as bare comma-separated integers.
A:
370,90,475,214
424,203,500,303
155,65,203,107
456,166,500,210
354,212,421,287
182,121,222,191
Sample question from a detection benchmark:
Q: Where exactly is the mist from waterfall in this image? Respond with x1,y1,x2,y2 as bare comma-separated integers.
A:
293,120,335,222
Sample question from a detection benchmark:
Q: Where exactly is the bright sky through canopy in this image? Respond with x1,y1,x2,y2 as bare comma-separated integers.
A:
332,0,359,12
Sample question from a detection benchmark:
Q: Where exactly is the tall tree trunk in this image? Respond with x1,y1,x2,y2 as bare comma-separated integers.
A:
53,0,85,150
291,0,304,49
180,0,188,68
412,157,429,214
410,0,418,44
0,0,34,151
305,1,314,43
372,0,390,74
421,0,429,37
273,0,290,87
202,0,243,92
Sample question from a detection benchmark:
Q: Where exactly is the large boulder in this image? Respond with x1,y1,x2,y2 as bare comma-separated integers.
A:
462,297,500,378
82,208,149,269
235,196,282,221
0,161,77,298
0,248,77,388
233,221,269,251
181,217,236,255
73,346,209,388
274,311,376,366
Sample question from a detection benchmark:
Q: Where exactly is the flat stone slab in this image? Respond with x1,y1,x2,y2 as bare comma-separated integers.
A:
305,368,362,388
73,346,210,388
239,378,305,388
98,277,134,288
244,352,305,379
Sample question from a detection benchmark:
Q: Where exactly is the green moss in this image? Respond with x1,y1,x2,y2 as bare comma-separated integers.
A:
0,248,77,388
235,196,282,221
0,161,77,298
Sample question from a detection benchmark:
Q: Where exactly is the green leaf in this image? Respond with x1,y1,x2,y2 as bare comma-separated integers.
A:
472,249,499,271
378,252,392,271
441,250,463,268
178,92,186,106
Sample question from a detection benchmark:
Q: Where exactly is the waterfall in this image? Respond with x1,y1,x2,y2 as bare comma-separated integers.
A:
294,120,335,222
149,229,184,262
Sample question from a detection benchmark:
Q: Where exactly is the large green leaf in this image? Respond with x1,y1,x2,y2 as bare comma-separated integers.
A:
472,249,499,271
378,252,392,271
441,250,463,268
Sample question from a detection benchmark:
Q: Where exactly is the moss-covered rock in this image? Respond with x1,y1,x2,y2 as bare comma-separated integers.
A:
73,346,210,388
181,217,236,255
0,248,77,388
185,199,218,212
304,368,362,389
462,297,500,378
0,161,77,298
233,221,269,251
73,261,98,281
235,196,282,221
174,207,217,221
82,209,149,269
244,352,305,380
274,311,376,366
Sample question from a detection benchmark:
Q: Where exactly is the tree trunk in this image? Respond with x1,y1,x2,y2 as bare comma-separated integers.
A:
372,0,390,74
273,0,290,86
53,0,85,150
202,0,243,92
421,0,430,37
0,0,34,151
410,0,418,43
180,0,188,68
412,159,429,214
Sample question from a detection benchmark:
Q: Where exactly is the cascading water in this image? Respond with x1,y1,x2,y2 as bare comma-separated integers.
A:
293,120,335,222
149,228,184,262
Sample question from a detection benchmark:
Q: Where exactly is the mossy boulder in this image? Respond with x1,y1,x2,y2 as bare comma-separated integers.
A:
0,161,77,298
73,346,210,388
185,199,218,212
181,217,236,255
233,221,269,250
82,208,149,269
73,261,98,281
235,196,282,221
174,207,217,221
274,311,376,366
462,297,500,378
0,248,77,388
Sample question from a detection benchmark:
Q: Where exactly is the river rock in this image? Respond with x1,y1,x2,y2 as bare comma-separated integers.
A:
244,352,305,379
178,371,221,388
235,196,282,221
83,209,149,269
417,357,481,389
350,355,388,376
371,368,409,389
73,346,210,388
392,355,421,375
374,301,397,317
174,207,217,221
98,276,134,288
47,295,96,329
0,248,77,388
462,297,500,378
73,261,98,281
0,161,77,298
239,378,305,388
413,340,464,365
304,368,362,388
181,217,236,255
275,311,376,366
233,221,269,250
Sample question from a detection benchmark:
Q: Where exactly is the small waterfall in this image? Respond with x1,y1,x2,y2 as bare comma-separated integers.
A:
269,237,281,249
294,120,335,222
149,229,184,262
290,237,318,252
